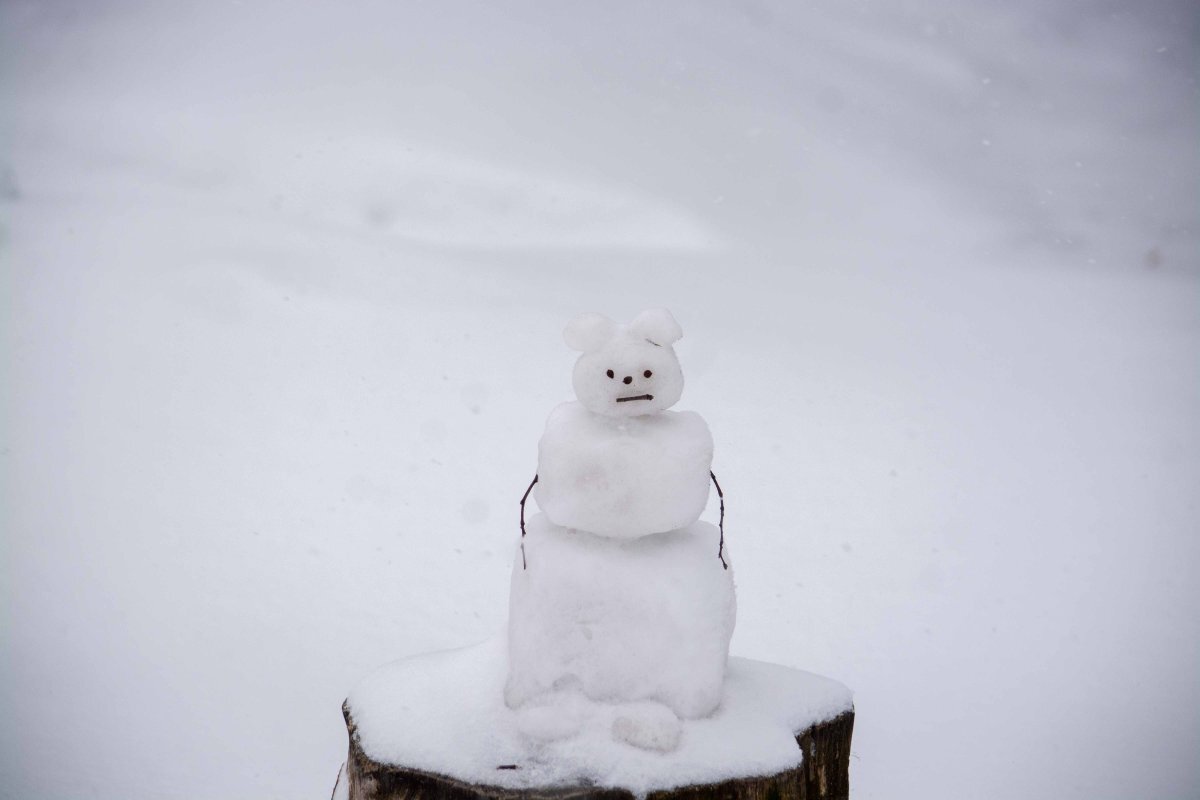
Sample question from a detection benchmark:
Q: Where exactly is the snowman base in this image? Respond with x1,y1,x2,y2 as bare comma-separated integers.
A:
335,640,854,800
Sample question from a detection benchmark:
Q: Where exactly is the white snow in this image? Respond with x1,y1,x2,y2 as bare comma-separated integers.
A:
349,638,852,795
332,763,349,800
611,702,684,754
2,1,1198,799
535,403,714,537
567,310,687,419
514,310,730,744
506,515,735,720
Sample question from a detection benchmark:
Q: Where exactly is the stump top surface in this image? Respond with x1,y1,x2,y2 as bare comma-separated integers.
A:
345,639,852,796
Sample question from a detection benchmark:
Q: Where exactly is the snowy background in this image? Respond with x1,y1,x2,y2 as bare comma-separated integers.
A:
2,1,1198,798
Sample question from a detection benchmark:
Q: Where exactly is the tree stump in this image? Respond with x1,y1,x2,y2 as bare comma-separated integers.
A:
334,707,854,800
334,642,854,800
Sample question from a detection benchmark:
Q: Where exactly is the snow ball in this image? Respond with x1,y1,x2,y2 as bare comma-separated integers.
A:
535,401,713,536
612,701,684,753
565,309,685,418
514,689,591,742
506,514,735,720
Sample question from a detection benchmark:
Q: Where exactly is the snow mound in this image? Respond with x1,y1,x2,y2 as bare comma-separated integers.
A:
347,638,853,796
506,514,734,719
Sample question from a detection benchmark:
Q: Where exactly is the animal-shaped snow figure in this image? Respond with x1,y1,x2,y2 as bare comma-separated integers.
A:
505,309,736,753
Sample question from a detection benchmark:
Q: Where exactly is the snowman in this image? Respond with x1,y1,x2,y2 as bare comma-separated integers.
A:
504,309,736,753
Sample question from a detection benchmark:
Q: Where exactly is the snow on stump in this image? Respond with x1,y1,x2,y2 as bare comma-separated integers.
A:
332,641,854,800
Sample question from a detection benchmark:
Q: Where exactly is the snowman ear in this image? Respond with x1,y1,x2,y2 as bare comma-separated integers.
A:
628,308,682,346
564,312,618,352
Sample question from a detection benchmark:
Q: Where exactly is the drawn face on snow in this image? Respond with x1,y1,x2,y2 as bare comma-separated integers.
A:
564,309,685,418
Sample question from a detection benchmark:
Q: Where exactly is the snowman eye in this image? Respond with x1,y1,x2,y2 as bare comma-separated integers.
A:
606,369,614,379
643,370,653,378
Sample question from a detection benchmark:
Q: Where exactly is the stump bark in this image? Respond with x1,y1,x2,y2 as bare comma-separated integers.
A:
335,704,853,800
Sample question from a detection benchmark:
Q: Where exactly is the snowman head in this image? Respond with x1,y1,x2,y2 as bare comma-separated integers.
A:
564,309,685,417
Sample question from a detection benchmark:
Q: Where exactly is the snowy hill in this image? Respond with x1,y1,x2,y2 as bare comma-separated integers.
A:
1,1,1197,798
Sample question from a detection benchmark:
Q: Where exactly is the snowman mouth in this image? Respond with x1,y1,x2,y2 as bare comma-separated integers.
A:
616,394,654,403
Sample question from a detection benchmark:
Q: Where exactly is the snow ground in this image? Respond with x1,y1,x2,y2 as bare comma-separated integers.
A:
1,1,1197,798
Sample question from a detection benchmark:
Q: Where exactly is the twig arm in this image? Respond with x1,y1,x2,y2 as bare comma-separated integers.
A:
710,470,727,569
519,474,538,570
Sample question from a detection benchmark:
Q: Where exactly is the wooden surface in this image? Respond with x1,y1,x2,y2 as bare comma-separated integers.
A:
335,704,854,800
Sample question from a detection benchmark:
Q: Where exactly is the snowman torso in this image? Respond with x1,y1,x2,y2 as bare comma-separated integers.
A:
535,402,714,537
505,514,735,720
